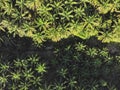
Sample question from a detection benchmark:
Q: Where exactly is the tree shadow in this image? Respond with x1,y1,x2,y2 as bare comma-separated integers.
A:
0,31,120,89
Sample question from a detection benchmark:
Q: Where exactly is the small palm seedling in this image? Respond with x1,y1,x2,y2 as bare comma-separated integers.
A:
1,1,14,15
23,68,34,81
14,59,28,69
53,82,66,90
11,9,23,25
49,1,64,13
74,6,85,19
99,79,107,87
18,24,35,39
46,26,70,42
59,9,73,21
75,42,86,52
68,76,77,90
65,45,71,52
69,21,86,39
68,20,79,34
40,84,53,90
99,48,108,57
35,18,51,31
71,15,101,40
37,4,52,18
16,0,26,24
10,83,18,90
86,48,98,57
25,0,42,11
98,31,113,43
35,63,47,74
57,68,68,78
11,71,21,82
0,74,8,89
30,77,42,88
0,62,10,73
19,81,31,90
14,59,24,67
32,32,45,45
27,55,39,65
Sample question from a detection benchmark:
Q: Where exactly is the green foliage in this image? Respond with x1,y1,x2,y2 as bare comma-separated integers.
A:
36,63,47,74
0,0,120,45
0,0,120,90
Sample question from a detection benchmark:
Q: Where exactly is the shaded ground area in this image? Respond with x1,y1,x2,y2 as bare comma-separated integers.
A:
0,31,120,90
